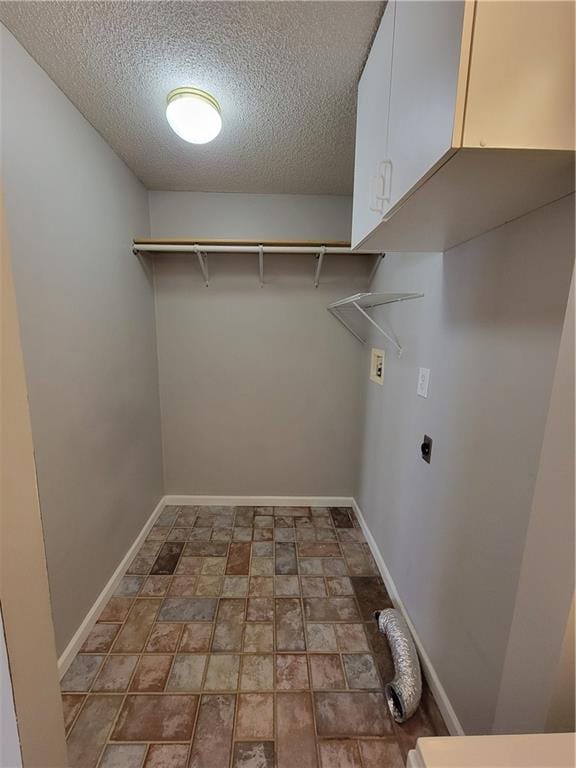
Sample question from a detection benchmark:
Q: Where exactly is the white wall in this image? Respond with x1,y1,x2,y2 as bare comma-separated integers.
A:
1,26,164,655
150,191,368,496
356,196,574,734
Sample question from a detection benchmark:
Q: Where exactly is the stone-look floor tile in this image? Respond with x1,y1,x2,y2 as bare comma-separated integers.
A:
277,692,318,768
420,682,449,736
127,553,156,575
326,577,354,596
80,623,120,653
61,655,104,692
351,577,393,620
233,526,253,542
252,542,273,557
167,576,197,597
243,623,274,652
151,543,184,575
363,622,396,684
322,558,348,576
235,507,255,526
145,623,183,653
254,515,274,528
179,622,213,652
235,693,274,739
158,597,217,622
275,515,295,528
275,543,298,574
175,556,203,575
309,654,346,690
306,623,338,651
166,653,206,691
141,575,172,597
189,694,235,768
226,542,251,574
67,695,123,768
92,656,138,692
212,527,233,543
212,598,245,651
195,575,223,596
184,541,228,557
274,528,296,542
296,529,316,542
99,597,134,622
202,557,226,575
342,654,381,689
167,528,192,543
345,551,379,577
115,575,145,597
275,598,305,651
232,741,275,768
247,598,274,622
314,692,392,736
204,654,240,690
147,525,172,541
130,654,173,692
251,557,273,576
329,508,354,529
274,506,310,517
222,576,249,597
240,654,274,690
299,558,323,575
112,599,161,652
358,739,404,768
189,528,211,541
295,517,314,529
158,506,180,526
100,743,147,768
298,543,340,557
61,694,85,734
112,694,198,741
319,740,361,768
276,654,310,690
249,577,274,596
144,744,190,768
253,528,273,541
176,508,197,527
315,529,337,543
303,598,360,622
335,624,370,652
393,705,436,759
275,575,300,596
301,577,327,597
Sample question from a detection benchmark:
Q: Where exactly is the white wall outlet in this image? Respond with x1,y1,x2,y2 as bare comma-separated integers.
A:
417,367,430,398
370,348,385,385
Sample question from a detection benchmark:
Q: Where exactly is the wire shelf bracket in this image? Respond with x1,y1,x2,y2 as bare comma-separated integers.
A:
327,292,424,355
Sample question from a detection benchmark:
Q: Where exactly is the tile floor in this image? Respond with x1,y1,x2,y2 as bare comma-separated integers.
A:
61,505,448,768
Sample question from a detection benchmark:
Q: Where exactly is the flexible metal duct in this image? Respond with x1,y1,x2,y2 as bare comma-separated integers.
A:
375,608,422,723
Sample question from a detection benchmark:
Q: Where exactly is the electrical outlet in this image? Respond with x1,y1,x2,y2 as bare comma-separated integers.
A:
370,348,385,385
417,367,430,398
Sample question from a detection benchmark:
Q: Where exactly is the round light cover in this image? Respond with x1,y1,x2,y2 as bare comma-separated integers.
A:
166,87,222,144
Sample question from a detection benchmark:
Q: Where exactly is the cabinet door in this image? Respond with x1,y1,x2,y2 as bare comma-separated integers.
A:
383,0,466,218
351,1,395,248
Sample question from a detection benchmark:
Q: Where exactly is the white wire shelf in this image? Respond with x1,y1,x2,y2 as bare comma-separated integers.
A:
327,292,424,354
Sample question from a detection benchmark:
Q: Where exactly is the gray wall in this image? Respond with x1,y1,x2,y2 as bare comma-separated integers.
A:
356,195,574,734
1,27,164,654
150,191,368,496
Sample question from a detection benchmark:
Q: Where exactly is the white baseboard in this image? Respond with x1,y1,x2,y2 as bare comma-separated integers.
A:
164,495,355,507
351,498,465,737
57,495,166,678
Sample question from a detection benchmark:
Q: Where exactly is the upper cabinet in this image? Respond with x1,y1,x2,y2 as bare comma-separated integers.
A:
352,0,575,252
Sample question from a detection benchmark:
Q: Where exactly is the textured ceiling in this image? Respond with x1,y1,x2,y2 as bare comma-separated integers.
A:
0,1,383,194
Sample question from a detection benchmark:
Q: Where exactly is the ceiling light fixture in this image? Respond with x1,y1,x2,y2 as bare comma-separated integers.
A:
165,87,222,144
